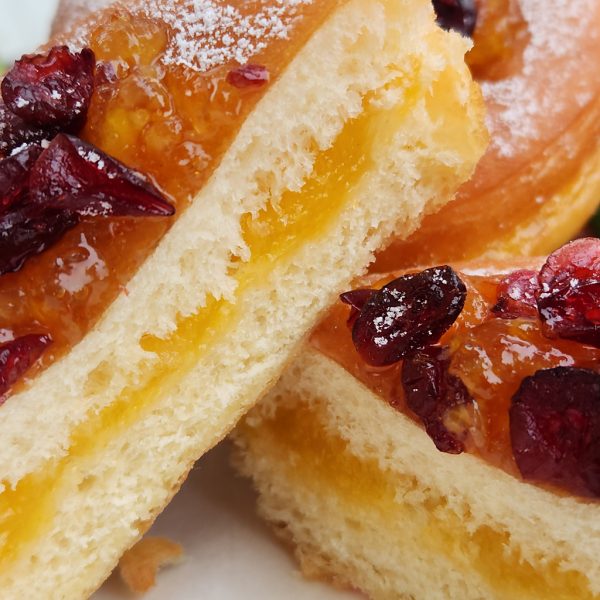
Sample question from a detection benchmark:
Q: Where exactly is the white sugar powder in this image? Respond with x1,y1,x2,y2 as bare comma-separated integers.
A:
482,0,596,158
141,0,313,72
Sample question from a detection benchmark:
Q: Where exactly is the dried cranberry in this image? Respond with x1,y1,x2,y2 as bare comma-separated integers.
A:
537,238,600,347
226,64,270,89
400,346,472,454
1,46,95,131
432,0,477,37
0,333,52,399
510,367,600,497
492,269,539,319
0,143,42,213
0,205,78,275
29,134,175,217
352,266,466,366
340,288,374,325
0,102,53,157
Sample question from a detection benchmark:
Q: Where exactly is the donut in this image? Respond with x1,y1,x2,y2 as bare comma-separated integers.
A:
0,0,486,596
376,0,600,271
235,240,600,598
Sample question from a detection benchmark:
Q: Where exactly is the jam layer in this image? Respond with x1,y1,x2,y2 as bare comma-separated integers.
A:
246,400,593,599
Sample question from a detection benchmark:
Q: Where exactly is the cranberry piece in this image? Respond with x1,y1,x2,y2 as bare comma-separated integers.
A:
0,205,78,275
0,333,52,400
510,367,600,497
29,134,175,218
0,143,42,213
340,288,374,325
492,269,540,319
432,0,477,37
1,46,95,130
352,266,466,366
227,64,270,89
400,346,471,454
0,102,53,157
537,238,600,348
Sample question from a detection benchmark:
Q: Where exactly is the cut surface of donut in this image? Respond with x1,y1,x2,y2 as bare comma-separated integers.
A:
0,0,486,597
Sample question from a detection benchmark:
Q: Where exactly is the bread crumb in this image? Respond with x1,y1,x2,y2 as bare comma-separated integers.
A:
118,537,184,594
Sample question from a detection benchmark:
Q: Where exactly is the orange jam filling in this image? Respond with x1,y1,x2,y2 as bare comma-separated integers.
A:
247,403,594,598
0,2,339,379
311,270,600,477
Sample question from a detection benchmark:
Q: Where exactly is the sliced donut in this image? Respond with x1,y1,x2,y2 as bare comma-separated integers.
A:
0,0,485,597
234,249,600,599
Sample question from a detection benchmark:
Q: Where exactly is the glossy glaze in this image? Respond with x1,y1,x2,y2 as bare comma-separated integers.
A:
312,269,600,475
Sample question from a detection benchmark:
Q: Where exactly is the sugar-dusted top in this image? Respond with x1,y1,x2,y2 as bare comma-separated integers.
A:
143,0,313,72
58,0,314,72
482,0,600,162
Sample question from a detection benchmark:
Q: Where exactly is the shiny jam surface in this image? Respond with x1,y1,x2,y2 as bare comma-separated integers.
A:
311,270,600,477
375,0,600,269
0,1,337,378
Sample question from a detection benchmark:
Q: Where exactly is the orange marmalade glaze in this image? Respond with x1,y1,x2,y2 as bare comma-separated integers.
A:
0,1,338,378
311,269,600,477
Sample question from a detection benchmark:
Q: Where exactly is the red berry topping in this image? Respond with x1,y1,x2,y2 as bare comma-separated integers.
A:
510,367,600,497
432,0,477,37
226,64,270,89
537,238,600,348
0,334,52,400
1,46,95,130
0,143,42,214
351,266,466,366
492,269,539,319
0,102,53,157
29,134,175,218
0,205,78,275
400,346,472,454
340,288,374,325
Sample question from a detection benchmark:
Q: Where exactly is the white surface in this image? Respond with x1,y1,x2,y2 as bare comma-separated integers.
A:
0,0,59,61
0,5,358,599
94,444,358,600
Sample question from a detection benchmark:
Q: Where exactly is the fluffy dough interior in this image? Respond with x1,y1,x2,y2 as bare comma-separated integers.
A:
234,349,600,600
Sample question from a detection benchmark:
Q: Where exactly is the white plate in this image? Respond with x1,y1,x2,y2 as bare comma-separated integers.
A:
94,444,358,600
0,4,358,598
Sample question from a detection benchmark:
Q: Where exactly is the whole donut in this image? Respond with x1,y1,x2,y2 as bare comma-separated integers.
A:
376,0,600,270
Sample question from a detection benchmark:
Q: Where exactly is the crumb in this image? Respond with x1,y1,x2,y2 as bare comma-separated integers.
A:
118,537,184,594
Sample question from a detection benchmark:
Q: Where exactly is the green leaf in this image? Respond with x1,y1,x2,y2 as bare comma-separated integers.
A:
589,207,600,238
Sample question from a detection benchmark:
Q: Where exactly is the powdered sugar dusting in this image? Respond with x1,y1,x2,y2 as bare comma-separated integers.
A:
482,0,597,158
141,0,313,72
